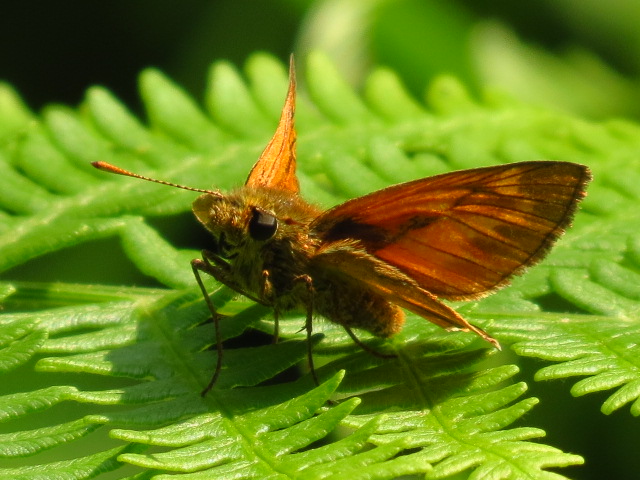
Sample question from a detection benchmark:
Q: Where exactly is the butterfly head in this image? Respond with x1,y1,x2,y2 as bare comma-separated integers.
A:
192,191,280,260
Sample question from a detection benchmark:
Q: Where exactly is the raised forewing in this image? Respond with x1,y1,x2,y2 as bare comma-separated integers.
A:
244,56,299,194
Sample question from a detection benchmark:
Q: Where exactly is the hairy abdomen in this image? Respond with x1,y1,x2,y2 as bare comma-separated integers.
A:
312,277,405,338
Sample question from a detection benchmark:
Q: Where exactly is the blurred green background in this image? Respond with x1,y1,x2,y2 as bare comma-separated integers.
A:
2,1,639,478
3,0,640,119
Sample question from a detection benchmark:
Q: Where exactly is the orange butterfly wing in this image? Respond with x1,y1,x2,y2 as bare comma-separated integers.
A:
244,56,299,194
312,161,591,300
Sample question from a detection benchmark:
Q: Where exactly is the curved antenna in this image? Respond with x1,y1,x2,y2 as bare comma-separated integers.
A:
91,161,221,196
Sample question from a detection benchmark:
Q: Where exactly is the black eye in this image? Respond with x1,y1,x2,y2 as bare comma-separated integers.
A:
249,208,278,241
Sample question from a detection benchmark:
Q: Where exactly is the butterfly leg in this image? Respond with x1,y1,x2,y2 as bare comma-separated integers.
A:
342,326,397,359
191,258,225,396
194,252,278,394
260,270,280,344
293,273,319,386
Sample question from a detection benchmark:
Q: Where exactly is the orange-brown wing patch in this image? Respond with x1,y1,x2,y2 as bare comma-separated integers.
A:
244,56,299,194
312,161,591,299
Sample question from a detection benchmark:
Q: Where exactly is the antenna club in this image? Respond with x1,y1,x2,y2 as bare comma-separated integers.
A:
91,161,130,176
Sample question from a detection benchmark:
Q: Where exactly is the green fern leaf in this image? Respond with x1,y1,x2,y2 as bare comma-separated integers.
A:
1,51,637,478
484,214,640,416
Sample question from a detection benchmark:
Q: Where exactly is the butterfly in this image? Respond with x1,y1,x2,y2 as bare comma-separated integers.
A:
93,57,591,394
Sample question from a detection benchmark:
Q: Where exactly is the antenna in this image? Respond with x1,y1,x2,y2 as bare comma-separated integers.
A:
91,161,221,196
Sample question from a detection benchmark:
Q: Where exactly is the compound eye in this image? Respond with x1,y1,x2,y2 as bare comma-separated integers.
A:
248,208,278,241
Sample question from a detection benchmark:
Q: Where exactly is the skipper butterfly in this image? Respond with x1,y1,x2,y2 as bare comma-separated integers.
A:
93,58,591,395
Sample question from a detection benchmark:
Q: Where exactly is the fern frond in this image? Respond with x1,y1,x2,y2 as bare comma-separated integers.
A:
1,51,638,478
0,445,145,480
331,331,584,479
